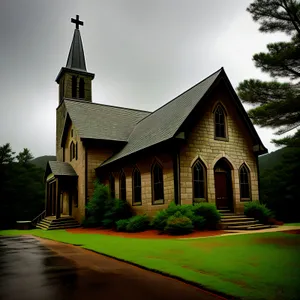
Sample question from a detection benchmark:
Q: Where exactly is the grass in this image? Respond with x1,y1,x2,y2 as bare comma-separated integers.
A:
1,229,300,300
285,222,300,226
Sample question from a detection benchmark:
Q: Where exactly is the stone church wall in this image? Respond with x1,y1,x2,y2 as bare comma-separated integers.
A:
64,123,86,222
179,83,259,213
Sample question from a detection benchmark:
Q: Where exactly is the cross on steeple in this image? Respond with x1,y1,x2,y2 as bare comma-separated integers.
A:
71,15,83,29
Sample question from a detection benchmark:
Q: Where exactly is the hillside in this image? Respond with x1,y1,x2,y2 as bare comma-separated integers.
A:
31,155,56,170
258,147,287,171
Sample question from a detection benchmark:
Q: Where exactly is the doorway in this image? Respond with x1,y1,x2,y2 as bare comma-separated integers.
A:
214,158,233,210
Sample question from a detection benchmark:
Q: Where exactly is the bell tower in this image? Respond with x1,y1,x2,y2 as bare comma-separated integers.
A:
56,15,95,104
56,15,95,162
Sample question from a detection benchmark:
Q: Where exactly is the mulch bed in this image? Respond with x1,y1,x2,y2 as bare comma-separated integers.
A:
66,228,227,239
283,230,300,235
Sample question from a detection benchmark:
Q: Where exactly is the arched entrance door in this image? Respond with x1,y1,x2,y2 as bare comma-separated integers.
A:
214,158,233,210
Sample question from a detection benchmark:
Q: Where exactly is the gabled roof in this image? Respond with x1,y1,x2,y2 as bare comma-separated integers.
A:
66,28,87,72
100,68,223,166
61,99,150,145
99,67,267,167
46,161,77,178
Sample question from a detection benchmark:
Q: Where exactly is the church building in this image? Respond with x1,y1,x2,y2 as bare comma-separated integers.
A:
45,16,267,224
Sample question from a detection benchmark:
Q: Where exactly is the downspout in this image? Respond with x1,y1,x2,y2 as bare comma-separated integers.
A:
173,145,181,205
256,154,261,203
85,146,88,206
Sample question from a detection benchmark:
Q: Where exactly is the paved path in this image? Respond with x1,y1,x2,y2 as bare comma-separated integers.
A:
0,236,225,300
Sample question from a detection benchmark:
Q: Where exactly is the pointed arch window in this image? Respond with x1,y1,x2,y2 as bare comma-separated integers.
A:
132,168,142,205
214,104,227,139
119,170,126,201
79,78,85,99
109,173,115,199
72,76,77,98
192,160,207,202
239,164,251,201
152,161,164,204
70,141,76,161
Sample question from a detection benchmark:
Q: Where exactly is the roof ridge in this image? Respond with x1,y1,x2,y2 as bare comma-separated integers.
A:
134,67,224,126
63,98,152,113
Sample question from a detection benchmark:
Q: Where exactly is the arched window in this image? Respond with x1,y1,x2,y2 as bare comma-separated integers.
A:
109,173,115,199
132,168,142,205
152,161,164,204
192,160,207,202
214,104,226,139
72,76,77,98
239,164,251,201
70,141,75,161
119,170,126,200
79,78,85,98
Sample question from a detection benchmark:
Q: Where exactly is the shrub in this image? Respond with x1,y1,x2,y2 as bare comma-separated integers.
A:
151,202,194,231
189,215,206,230
81,216,98,228
85,182,110,227
150,209,168,231
116,219,130,232
192,203,221,229
164,212,194,235
244,201,274,224
126,215,150,232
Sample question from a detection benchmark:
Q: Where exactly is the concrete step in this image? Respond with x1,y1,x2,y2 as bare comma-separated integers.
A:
218,209,232,214
220,214,247,219
36,216,80,230
221,217,255,222
247,224,272,230
222,220,259,226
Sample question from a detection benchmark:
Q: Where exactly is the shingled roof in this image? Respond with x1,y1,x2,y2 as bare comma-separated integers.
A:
100,68,223,167
63,100,150,143
46,161,77,177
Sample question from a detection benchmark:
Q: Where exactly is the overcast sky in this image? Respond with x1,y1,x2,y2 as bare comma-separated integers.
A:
0,0,291,158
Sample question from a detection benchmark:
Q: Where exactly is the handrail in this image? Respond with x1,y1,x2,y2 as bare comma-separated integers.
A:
32,210,46,226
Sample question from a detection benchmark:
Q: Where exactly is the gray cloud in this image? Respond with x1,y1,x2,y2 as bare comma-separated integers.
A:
0,0,288,157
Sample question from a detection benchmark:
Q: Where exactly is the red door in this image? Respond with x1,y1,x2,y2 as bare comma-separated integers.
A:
215,172,229,209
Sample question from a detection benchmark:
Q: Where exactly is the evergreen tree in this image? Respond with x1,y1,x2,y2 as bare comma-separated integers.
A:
16,148,34,164
237,0,300,147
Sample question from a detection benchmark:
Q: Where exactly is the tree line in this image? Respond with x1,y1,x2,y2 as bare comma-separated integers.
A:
0,143,45,229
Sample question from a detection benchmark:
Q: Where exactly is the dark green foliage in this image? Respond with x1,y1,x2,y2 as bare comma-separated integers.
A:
192,203,221,229
81,216,98,228
151,202,193,231
237,0,300,147
151,202,220,232
189,215,206,230
164,212,194,235
126,215,150,232
84,182,132,228
31,155,56,170
244,201,273,224
116,219,130,232
259,147,300,222
0,144,45,229
150,209,168,231
85,182,110,227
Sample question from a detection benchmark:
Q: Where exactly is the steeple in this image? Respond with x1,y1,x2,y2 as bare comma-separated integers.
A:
66,28,87,71
56,15,94,104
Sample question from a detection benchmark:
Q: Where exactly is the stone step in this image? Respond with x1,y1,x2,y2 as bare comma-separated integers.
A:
218,209,232,214
247,224,272,230
221,217,255,222
36,216,80,230
222,220,259,226
221,214,247,219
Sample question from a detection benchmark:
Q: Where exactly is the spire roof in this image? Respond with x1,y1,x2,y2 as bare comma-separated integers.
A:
65,28,87,71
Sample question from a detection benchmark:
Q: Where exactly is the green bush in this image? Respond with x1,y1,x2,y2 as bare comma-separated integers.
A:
244,201,274,224
189,214,206,230
84,181,132,228
151,202,194,231
150,209,169,231
126,215,150,232
164,212,194,235
116,219,130,232
85,182,110,227
192,203,221,229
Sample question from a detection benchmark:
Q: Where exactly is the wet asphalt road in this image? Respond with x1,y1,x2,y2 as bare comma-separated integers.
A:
0,235,225,300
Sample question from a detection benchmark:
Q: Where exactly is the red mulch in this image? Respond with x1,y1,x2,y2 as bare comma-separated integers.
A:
283,230,300,235
66,228,227,239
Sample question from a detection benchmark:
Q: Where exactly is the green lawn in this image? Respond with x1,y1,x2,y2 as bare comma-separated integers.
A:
285,223,300,226
1,229,300,300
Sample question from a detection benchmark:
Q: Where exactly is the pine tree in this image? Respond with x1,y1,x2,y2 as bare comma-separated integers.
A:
237,0,300,147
